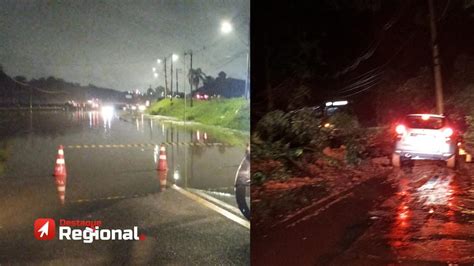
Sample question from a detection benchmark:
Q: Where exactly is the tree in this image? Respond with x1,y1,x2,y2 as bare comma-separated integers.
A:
147,86,155,96
14,76,27,83
155,86,165,98
188,68,206,106
217,71,227,81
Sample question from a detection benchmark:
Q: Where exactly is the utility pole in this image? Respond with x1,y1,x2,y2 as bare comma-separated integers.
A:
164,57,168,98
428,0,444,115
170,54,174,101
188,50,193,107
29,87,33,112
176,68,179,96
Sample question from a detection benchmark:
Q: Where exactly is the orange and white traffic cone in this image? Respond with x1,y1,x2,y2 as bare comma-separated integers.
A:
55,178,67,205
54,145,67,177
157,144,168,171
158,170,168,191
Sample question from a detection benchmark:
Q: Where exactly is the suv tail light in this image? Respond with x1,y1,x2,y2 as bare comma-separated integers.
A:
395,124,406,135
443,127,454,138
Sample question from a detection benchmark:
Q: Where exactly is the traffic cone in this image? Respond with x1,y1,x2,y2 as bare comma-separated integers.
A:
54,145,67,177
158,170,168,191
55,178,67,205
157,144,168,171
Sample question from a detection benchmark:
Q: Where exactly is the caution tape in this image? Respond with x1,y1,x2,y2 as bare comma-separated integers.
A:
66,142,235,149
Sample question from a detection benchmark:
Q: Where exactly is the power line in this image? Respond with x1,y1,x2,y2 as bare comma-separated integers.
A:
331,30,417,97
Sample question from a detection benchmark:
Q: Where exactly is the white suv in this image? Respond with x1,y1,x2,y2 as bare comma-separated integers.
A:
392,114,458,168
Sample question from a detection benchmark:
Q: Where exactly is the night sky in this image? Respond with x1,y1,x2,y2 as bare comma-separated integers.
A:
0,0,249,92
251,0,474,123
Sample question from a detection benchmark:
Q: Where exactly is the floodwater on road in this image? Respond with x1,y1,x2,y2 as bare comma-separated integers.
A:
0,110,247,231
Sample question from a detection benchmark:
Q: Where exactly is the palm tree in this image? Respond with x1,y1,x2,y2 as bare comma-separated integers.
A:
187,68,206,107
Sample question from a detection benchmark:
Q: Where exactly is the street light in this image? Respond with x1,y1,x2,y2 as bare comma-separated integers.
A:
220,20,233,34
172,54,179,62
220,20,249,99
170,53,179,99
154,72,158,78
152,67,156,72
157,59,162,64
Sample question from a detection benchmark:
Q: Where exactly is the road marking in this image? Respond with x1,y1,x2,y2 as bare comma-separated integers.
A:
70,193,150,204
64,142,236,149
191,189,242,215
172,184,250,230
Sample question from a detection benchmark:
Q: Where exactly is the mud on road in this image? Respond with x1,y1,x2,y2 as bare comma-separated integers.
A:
333,160,474,265
252,160,474,265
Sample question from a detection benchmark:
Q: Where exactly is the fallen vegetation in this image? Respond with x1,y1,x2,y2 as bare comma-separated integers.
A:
251,108,393,229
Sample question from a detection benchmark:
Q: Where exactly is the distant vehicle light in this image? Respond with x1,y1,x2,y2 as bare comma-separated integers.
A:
421,114,430,120
332,100,348,106
443,127,453,137
145,100,150,107
325,102,332,106
101,106,114,118
324,123,331,128
196,95,201,99
204,94,209,100
395,124,406,134
131,106,137,110
138,105,146,112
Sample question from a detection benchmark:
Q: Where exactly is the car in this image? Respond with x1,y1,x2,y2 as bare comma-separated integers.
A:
392,114,458,168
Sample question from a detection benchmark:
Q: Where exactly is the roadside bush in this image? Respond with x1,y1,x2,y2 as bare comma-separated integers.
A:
254,108,329,149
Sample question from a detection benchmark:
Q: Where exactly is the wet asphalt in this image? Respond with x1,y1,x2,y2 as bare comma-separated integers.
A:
252,160,474,265
0,110,249,265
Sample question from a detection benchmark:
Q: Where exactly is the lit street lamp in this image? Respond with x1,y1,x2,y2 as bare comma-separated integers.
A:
220,20,249,99
172,54,179,62
220,20,233,34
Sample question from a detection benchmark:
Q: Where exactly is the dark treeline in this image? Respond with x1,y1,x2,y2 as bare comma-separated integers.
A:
252,0,474,126
0,66,126,106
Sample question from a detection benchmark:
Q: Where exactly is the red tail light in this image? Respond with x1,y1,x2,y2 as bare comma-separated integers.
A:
395,124,406,134
443,127,453,137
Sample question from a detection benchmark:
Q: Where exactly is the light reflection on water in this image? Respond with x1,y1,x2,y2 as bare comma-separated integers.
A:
1,111,246,205
388,173,462,258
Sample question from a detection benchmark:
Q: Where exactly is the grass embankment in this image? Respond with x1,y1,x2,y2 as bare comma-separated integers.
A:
147,98,250,132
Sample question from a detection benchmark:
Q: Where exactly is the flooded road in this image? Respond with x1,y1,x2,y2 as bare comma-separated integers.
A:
333,161,474,265
252,161,474,265
0,110,249,265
